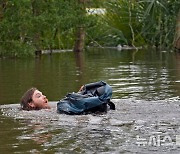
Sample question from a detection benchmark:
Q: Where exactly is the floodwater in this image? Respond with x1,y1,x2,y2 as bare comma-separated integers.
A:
0,48,180,153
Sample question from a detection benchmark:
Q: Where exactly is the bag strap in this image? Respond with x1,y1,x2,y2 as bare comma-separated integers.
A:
107,99,115,110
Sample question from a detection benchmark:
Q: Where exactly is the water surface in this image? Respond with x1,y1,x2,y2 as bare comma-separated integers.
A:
0,48,180,153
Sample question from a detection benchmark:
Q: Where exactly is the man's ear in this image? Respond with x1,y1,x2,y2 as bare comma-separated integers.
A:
28,102,35,108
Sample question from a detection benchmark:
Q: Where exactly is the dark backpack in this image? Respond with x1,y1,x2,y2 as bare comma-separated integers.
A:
57,81,115,115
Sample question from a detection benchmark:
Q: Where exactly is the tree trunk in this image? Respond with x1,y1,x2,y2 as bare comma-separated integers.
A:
73,27,85,52
31,0,42,55
0,1,7,20
174,10,180,51
73,0,86,52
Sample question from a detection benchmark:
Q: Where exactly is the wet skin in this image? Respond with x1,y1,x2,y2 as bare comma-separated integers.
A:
29,90,50,109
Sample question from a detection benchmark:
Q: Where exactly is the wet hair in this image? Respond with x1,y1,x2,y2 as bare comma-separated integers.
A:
20,87,37,110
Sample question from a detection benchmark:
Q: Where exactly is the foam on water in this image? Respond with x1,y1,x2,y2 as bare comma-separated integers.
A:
1,98,180,153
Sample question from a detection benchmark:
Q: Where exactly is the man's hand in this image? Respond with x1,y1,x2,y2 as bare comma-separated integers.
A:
78,85,84,92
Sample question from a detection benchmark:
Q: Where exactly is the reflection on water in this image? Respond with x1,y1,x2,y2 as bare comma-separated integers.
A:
0,49,179,104
108,63,174,100
0,49,180,153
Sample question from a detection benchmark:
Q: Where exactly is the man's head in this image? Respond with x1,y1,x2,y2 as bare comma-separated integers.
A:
20,88,50,110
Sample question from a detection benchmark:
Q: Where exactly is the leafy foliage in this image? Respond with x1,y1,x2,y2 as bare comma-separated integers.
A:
139,0,180,48
0,0,87,57
102,0,180,49
0,0,179,57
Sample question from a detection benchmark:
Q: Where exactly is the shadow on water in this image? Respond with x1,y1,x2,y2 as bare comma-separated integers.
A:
0,48,180,153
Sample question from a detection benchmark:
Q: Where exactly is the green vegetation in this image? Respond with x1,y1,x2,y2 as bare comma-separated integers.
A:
102,0,180,48
0,0,179,57
0,0,86,57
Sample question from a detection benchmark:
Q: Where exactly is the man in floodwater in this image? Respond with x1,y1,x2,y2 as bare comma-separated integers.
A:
20,86,84,111
20,81,115,113
20,87,83,111
20,87,50,110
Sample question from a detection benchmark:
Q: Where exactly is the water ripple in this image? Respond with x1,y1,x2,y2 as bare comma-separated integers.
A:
1,99,180,153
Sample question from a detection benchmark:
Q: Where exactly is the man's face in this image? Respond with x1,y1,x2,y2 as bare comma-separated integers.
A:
30,90,50,109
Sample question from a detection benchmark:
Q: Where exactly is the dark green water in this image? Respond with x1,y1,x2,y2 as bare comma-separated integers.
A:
0,48,180,153
0,48,180,104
